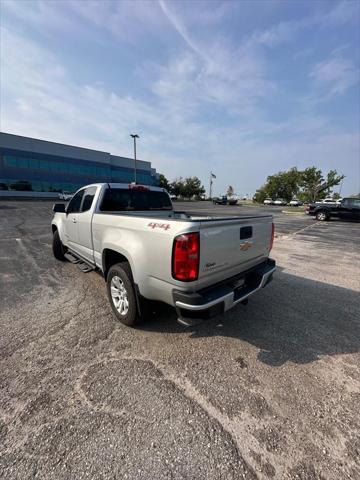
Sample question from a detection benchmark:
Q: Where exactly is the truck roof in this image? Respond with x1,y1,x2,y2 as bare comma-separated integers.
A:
83,183,167,193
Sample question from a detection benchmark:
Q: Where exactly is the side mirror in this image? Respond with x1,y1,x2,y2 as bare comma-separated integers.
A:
53,203,66,213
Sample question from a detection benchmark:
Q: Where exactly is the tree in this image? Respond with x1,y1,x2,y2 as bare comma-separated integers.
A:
253,185,268,204
226,185,234,197
253,167,345,203
182,177,205,199
158,173,171,192
300,167,344,202
170,178,184,198
253,168,300,203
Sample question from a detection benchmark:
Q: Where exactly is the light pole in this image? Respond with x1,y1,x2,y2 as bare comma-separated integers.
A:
130,134,139,183
209,171,216,199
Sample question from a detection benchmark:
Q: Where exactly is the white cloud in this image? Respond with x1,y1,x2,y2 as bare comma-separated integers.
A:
245,0,359,49
247,20,304,48
156,1,276,115
158,0,202,56
310,54,359,96
2,0,169,44
320,0,360,27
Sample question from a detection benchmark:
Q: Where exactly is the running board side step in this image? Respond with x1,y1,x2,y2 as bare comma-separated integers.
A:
64,251,95,273
64,251,80,263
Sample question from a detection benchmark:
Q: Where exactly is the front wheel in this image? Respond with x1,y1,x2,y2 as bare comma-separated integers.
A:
106,262,140,327
52,230,66,260
316,211,329,221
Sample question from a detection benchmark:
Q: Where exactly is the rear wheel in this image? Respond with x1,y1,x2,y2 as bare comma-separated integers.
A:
316,210,329,221
52,230,66,260
107,262,141,327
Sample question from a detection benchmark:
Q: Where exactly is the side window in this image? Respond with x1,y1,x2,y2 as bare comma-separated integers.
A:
353,199,360,208
81,187,97,212
342,199,350,207
67,190,84,213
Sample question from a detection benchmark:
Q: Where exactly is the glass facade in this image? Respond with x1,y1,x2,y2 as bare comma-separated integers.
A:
0,147,157,193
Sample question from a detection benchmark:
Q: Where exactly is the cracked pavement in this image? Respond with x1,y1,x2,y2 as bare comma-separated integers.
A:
0,201,359,479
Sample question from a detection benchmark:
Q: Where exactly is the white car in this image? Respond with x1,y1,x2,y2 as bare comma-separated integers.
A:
263,198,273,205
289,199,302,207
320,198,337,204
273,199,287,206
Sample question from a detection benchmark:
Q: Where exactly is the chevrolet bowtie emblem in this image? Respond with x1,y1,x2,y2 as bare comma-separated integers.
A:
240,241,253,251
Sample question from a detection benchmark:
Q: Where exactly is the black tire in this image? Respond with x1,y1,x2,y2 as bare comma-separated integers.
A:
316,210,329,221
52,230,66,260
106,262,141,327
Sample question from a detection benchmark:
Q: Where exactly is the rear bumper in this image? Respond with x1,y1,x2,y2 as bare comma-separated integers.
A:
173,258,276,326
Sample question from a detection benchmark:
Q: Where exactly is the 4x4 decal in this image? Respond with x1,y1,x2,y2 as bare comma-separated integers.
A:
148,222,171,231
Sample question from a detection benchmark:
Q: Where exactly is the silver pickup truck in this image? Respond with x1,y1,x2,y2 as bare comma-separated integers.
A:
51,183,276,326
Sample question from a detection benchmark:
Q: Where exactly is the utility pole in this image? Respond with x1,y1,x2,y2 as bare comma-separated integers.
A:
209,172,216,199
339,177,344,196
130,134,139,183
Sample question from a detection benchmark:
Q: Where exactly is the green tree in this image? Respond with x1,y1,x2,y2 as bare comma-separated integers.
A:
158,173,171,192
254,167,345,203
170,178,184,198
182,177,205,199
254,168,300,203
300,167,344,202
253,185,268,203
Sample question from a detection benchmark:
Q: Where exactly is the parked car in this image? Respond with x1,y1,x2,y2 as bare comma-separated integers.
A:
213,196,228,205
263,198,273,205
227,196,238,205
306,197,360,221
315,198,341,205
273,199,287,206
52,183,276,327
59,191,74,201
289,199,303,207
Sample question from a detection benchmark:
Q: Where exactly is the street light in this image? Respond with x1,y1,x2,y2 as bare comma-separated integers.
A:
130,134,139,183
209,171,216,199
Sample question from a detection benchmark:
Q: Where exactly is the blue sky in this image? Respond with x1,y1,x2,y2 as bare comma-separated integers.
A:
1,0,359,196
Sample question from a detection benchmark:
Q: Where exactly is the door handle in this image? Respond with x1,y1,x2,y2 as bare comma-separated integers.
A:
72,218,77,223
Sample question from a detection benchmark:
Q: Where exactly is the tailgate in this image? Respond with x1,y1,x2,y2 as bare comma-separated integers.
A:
198,216,273,284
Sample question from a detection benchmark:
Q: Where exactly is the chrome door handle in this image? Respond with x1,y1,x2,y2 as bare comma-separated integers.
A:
72,218,77,223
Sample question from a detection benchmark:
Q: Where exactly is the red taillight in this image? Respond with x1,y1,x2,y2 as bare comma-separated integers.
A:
269,223,275,251
128,183,149,191
172,232,199,281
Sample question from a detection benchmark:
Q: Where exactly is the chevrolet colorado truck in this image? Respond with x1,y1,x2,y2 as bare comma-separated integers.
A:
306,197,360,221
51,183,276,327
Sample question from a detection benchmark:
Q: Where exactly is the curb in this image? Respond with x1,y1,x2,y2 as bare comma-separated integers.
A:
281,210,306,215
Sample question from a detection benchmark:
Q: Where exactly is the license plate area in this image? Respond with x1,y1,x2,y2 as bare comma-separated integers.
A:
232,278,245,289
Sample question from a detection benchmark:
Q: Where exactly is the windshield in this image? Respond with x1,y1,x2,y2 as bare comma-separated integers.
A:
100,188,172,211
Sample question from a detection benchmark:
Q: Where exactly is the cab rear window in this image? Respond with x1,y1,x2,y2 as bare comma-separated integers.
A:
100,188,172,211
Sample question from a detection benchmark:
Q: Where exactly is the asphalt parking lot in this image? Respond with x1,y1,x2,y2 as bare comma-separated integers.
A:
0,201,359,479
